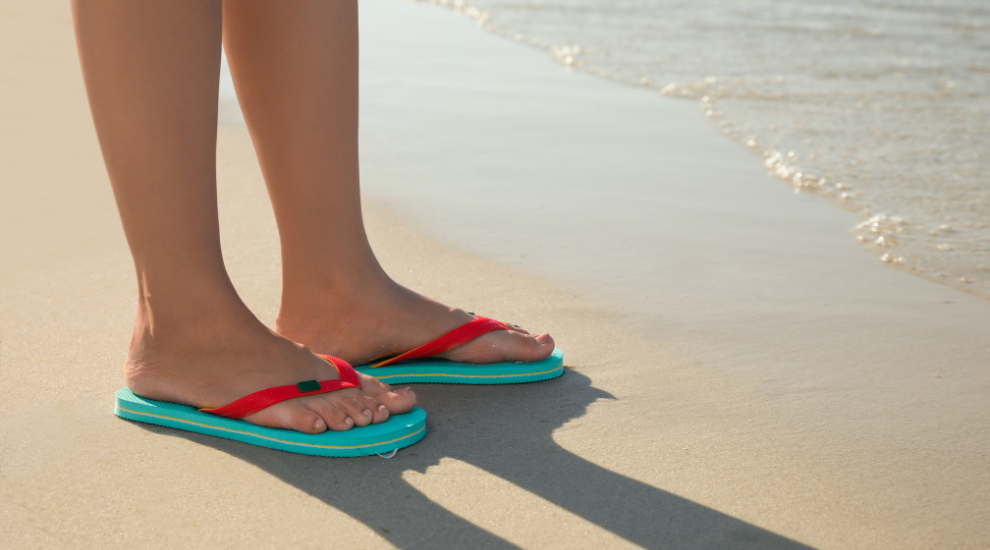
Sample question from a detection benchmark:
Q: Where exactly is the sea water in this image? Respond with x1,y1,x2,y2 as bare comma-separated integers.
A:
422,0,990,298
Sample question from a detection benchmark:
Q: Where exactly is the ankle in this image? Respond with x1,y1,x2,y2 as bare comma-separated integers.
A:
132,283,259,351
277,266,395,324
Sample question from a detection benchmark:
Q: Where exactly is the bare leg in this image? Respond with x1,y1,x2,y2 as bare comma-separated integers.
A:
72,0,414,433
222,0,555,366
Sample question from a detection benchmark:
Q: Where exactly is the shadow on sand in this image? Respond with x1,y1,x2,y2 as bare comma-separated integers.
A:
140,368,814,549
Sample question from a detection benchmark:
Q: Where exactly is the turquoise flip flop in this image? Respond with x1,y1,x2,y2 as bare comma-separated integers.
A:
346,316,564,385
114,356,426,457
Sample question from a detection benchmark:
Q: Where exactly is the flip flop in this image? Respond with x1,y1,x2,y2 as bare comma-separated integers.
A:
347,315,564,385
114,355,426,457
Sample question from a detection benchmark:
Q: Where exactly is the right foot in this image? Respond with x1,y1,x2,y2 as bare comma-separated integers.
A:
124,307,416,434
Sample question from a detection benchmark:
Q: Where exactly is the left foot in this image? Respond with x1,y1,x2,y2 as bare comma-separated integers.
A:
274,274,555,367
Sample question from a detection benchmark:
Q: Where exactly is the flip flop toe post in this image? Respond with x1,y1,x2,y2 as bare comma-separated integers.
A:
353,316,564,385
114,356,426,457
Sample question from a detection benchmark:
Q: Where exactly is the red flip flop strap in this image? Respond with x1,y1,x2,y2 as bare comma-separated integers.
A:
201,356,360,419
322,355,360,386
369,316,509,368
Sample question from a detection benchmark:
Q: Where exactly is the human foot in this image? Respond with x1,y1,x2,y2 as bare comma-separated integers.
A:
124,302,416,434
274,274,555,367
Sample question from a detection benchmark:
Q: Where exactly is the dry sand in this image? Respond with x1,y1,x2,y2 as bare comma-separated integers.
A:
2,1,988,549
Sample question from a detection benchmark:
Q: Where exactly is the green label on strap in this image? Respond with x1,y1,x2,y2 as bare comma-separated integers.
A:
296,380,321,393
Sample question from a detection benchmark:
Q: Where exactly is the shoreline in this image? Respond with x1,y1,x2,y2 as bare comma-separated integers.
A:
1,1,988,548
422,0,990,302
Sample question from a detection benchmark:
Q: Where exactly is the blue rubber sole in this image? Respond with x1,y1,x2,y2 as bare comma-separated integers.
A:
356,347,564,385
114,388,426,457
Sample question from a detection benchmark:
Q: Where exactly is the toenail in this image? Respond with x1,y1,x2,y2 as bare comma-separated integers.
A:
397,387,412,395
377,405,386,412
314,418,326,431
363,409,371,416
345,417,354,427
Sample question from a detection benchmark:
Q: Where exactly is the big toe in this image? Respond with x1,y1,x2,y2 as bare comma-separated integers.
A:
523,331,555,361
533,332,555,354
492,328,554,362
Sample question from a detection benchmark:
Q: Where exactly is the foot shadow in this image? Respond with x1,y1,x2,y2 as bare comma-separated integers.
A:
139,369,815,549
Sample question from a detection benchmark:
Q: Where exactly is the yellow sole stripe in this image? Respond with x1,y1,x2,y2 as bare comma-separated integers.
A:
116,404,424,450
367,365,562,381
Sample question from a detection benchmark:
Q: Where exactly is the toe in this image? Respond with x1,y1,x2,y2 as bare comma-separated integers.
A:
532,332,555,357
245,400,328,434
511,330,554,362
376,386,417,415
304,397,354,432
331,389,375,427
354,391,391,424
357,373,416,414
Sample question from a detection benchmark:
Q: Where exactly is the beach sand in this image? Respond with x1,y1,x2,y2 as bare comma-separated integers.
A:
1,1,988,548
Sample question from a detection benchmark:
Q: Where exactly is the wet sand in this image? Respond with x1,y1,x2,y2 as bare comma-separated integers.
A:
1,1,988,548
